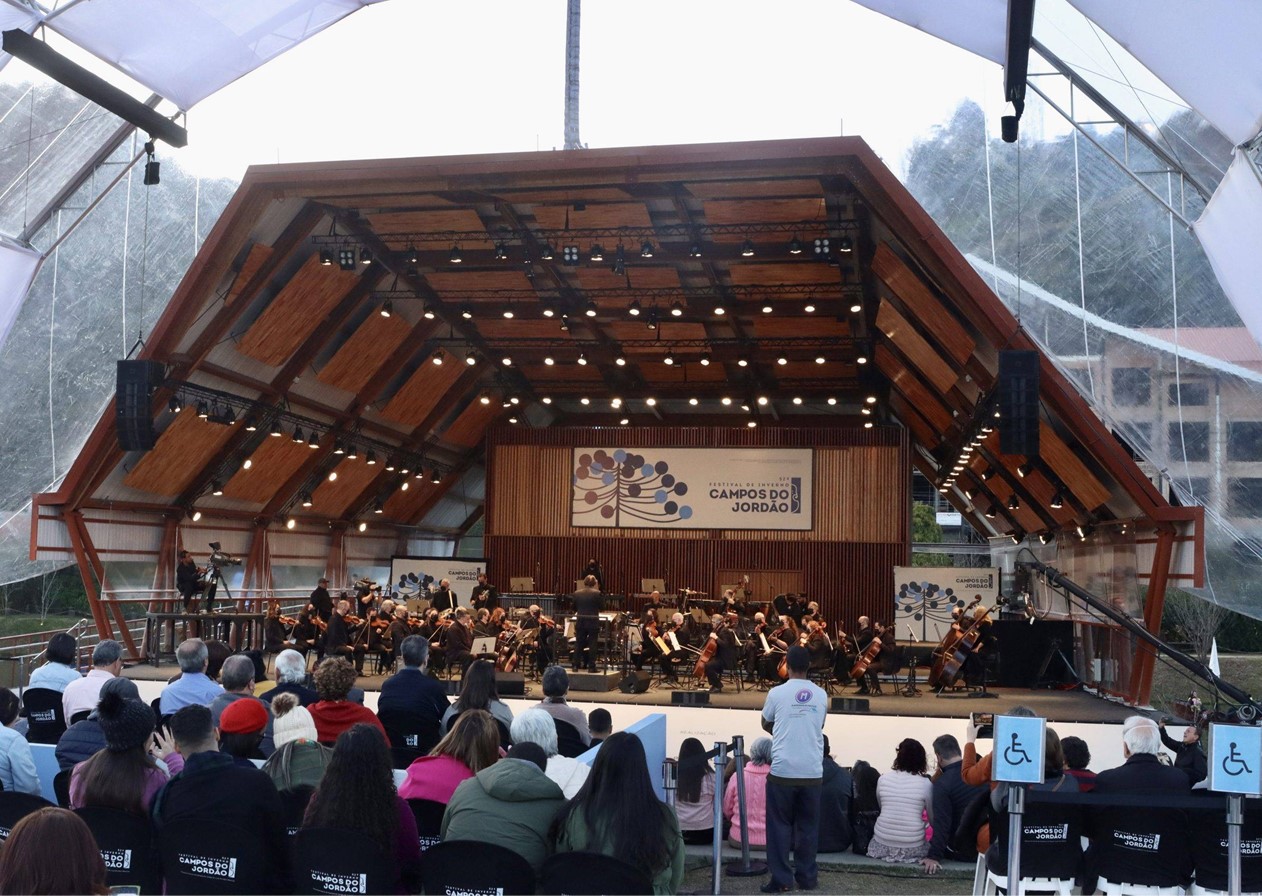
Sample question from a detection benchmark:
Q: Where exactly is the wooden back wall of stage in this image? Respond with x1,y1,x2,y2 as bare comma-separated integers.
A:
484,425,910,626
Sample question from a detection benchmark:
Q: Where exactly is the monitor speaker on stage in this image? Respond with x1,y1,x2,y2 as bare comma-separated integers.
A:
998,350,1040,457
619,671,651,694
115,360,163,451
496,672,526,696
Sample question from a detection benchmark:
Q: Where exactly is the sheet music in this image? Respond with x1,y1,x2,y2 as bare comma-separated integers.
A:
759,632,771,654
667,630,682,652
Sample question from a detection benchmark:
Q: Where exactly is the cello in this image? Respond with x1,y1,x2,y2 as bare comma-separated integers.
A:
848,622,885,681
928,601,1002,690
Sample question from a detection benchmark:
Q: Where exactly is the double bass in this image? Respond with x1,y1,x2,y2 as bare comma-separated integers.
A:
928,601,1001,690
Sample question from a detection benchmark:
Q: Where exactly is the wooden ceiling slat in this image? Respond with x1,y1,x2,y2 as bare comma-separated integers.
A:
382,476,439,521
970,433,1077,527
223,436,315,504
380,353,470,427
701,198,826,231
875,344,953,433
238,255,361,367
532,202,652,231
605,322,708,342
311,457,384,518
876,299,958,394
575,266,681,290
684,178,824,200
871,243,974,367
1038,421,1112,511
123,412,240,498
637,364,728,384
441,400,503,448
364,210,490,248
476,320,573,340
517,364,604,382
225,244,273,307
424,271,536,291
316,313,414,395
980,476,1045,533
727,263,839,286
889,393,939,450
751,317,849,338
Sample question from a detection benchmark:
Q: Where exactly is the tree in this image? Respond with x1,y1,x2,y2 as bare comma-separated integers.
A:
911,502,950,567
1161,589,1227,664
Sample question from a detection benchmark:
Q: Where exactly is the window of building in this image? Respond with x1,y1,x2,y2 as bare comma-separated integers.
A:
1228,479,1262,517
1168,382,1209,406
1228,422,1262,462
1173,477,1210,507
1168,421,1210,461
1112,368,1151,406
1130,422,1152,453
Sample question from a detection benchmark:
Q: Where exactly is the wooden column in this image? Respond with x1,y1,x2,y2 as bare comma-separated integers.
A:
327,525,347,588
1130,528,1175,706
66,511,139,660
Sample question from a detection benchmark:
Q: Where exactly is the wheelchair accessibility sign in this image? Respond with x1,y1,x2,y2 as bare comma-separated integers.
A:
992,715,1046,785
1208,723,1262,795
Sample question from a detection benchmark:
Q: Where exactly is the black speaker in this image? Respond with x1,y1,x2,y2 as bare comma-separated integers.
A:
115,360,163,451
496,672,526,696
830,696,870,713
619,671,651,694
671,690,709,706
998,350,1039,456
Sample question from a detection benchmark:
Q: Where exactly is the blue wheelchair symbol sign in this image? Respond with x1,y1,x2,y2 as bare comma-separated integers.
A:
992,716,1046,784
1208,724,1262,795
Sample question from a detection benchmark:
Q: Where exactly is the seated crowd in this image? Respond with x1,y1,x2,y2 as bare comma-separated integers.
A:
0,632,1224,895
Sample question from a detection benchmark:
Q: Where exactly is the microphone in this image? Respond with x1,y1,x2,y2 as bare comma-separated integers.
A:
906,624,919,643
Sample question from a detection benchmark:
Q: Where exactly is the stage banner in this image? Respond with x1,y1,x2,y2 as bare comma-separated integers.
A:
893,566,1001,643
571,447,813,530
390,556,486,602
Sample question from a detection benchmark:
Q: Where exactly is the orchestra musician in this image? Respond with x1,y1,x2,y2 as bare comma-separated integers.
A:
443,607,475,674
520,604,555,673
387,605,412,668
176,550,208,614
430,579,457,614
804,619,833,669
703,614,739,693
643,590,664,612
291,609,320,660
632,608,658,672
470,573,499,612
308,577,333,624
571,574,602,673
325,600,366,675
581,559,605,593
854,616,883,696
263,603,288,654
473,608,494,637
421,609,448,672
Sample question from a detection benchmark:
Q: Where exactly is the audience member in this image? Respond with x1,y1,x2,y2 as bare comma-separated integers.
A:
923,733,986,873
588,707,612,744
1061,735,1096,791
210,653,275,756
817,734,854,854
219,696,269,765
534,666,591,746
0,687,40,794
441,739,567,873
759,644,828,893
552,731,685,895
1159,719,1208,786
158,638,224,713
246,650,276,697
986,727,1080,876
400,709,499,804
851,760,881,855
962,704,1036,851
676,737,718,845
867,738,934,865
269,649,318,707
56,675,142,771
27,632,80,692
441,659,514,735
309,657,386,743
204,638,233,680
378,635,449,723
510,708,590,798
303,723,420,891
61,639,121,720
1094,715,1191,793
70,686,179,812
262,692,331,792
724,736,771,848
151,704,289,893
0,807,109,895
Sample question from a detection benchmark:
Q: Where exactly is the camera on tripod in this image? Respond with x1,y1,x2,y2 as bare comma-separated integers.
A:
207,541,242,570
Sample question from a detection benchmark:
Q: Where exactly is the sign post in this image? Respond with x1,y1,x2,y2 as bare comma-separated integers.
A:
992,715,1047,896
1207,723,1262,894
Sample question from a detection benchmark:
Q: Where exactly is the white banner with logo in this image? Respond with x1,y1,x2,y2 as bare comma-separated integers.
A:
390,556,486,602
571,447,813,530
893,567,1001,643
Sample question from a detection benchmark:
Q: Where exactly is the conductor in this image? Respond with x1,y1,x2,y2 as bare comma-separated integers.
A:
572,574,602,673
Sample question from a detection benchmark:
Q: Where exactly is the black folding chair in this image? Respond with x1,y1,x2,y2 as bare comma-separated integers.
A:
419,839,535,895
158,818,268,894
407,798,446,851
69,709,91,725
540,851,654,895
21,687,67,744
554,718,587,758
53,768,72,807
0,792,53,842
1086,804,1192,892
292,827,394,895
378,707,443,757
76,806,161,895
278,785,315,838
1190,799,1262,893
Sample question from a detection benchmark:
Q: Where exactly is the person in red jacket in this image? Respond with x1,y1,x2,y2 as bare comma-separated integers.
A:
308,657,385,744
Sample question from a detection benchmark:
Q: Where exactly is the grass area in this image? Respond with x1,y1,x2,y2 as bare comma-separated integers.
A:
1148,653,1262,716
681,860,971,895
0,614,87,639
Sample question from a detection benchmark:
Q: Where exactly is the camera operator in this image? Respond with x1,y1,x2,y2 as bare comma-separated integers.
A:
176,550,207,613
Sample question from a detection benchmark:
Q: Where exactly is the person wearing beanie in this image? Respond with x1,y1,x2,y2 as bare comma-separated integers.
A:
69,688,182,813
262,692,332,792
0,688,41,795
28,632,81,692
57,676,146,771
218,697,268,767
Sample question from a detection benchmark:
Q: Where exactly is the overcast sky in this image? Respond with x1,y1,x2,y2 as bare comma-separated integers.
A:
175,1,1001,182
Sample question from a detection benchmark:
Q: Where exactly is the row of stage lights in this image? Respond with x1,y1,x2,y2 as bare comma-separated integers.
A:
382,295,865,324
486,393,881,429
433,349,869,369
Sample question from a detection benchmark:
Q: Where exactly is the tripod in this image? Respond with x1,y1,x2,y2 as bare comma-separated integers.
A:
900,655,922,697
1033,638,1080,689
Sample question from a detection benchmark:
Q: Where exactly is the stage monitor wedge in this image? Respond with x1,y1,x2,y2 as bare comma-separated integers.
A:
116,360,164,452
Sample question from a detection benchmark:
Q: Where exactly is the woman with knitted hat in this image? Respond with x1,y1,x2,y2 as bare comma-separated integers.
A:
69,688,183,813
262,692,332,791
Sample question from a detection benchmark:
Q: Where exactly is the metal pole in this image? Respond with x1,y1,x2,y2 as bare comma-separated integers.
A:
712,741,727,896
725,736,768,876
1006,784,1024,896
662,759,677,809
1228,793,1243,896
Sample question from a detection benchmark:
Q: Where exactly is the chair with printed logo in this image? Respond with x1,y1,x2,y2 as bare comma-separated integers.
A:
293,827,394,895
419,839,535,895
0,792,53,843
1086,804,1191,895
158,818,266,894
540,851,653,895
407,798,446,852
76,806,161,894
981,795,1084,895
21,688,66,744
1188,798,1262,894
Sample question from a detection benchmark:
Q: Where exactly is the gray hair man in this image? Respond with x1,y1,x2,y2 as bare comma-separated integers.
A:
269,648,318,707
62,639,123,721
378,634,450,723
1092,715,1191,793
510,708,590,798
210,654,274,756
535,666,591,747
159,638,225,714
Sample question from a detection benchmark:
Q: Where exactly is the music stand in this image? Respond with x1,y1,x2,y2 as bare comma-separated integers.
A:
471,636,497,657
509,577,534,593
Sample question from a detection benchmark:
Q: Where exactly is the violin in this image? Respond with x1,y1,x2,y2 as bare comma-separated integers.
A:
279,615,297,626
370,617,390,631
344,614,363,626
311,616,328,632
777,631,809,680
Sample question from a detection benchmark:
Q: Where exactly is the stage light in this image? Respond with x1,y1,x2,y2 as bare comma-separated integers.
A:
460,304,473,320
319,249,333,266
286,517,296,530
346,445,359,460
1039,532,1054,544
508,416,518,424
385,458,396,472
243,412,258,432
1008,495,1020,510
301,491,313,508
737,356,749,368
721,397,732,406
337,248,356,270
431,469,442,484
414,468,425,479
196,401,209,419
168,395,182,413
380,300,392,318
422,304,436,320
585,301,598,318
866,395,877,405
827,397,838,406
611,397,622,409
788,235,803,255
985,506,997,519
804,303,816,313
761,302,773,314
432,352,444,366
374,500,384,514
850,302,862,314
191,509,202,522
688,397,698,406
465,352,477,366
839,235,854,253
663,353,674,366
308,430,319,449
713,301,725,316
269,420,283,437
589,244,604,263
627,300,642,317
747,420,758,428
207,480,223,497
358,521,367,532
857,355,868,365
699,353,711,366
502,307,514,319
620,418,629,425
495,242,508,261
327,470,337,481
540,244,555,260
741,239,755,257
640,240,654,258
669,301,683,317
812,237,829,257
479,395,491,405
577,353,588,366
615,353,627,366
1050,491,1064,509
359,247,373,266
242,459,252,470
815,356,826,365
501,356,512,366
544,356,555,366
1017,463,1031,478
757,396,769,406
449,245,463,264
645,397,657,407
611,246,626,276
542,304,556,318
861,407,871,415
792,396,803,405
580,397,590,405
406,246,420,265
1010,531,1022,544
777,356,788,366
541,396,552,404
291,426,304,443
688,243,702,258
509,395,520,405
562,245,580,264
366,450,377,466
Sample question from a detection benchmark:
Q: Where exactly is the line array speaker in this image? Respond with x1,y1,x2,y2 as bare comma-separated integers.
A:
998,350,1039,457
115,360,163,452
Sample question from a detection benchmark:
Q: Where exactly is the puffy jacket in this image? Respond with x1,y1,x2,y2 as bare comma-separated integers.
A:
56,718,107,771
818,757,854,853
441,757,566,871
873,770,933,851
724,762,770,847
399,754,473,804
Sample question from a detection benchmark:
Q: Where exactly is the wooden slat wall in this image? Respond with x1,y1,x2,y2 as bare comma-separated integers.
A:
484,425,909,628
316,313,414,395
238,255,360,366
381,353,470,426
123,412,240,498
